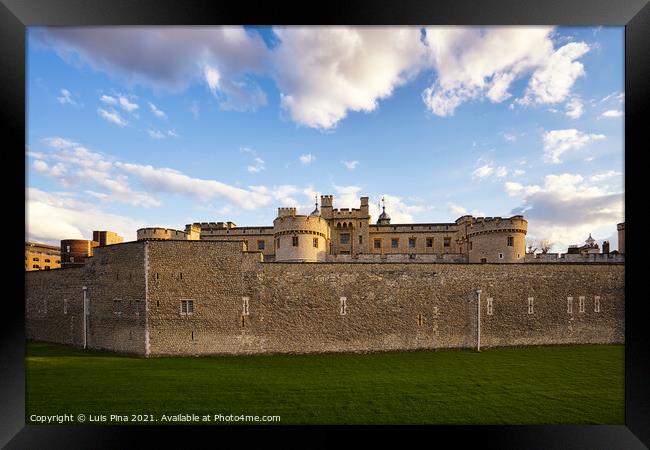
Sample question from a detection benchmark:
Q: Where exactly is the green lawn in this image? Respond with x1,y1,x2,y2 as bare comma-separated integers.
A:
25,342,624,425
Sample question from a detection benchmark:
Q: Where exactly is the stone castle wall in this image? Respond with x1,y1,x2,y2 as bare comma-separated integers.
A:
26,240,625,357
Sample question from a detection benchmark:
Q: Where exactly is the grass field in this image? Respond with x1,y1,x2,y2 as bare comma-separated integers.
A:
25,342,624,425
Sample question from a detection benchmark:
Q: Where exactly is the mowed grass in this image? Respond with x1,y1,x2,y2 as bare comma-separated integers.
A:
25,342,624,424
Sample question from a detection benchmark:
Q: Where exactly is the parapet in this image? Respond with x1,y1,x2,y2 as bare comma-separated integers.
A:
137,227,188,241
277,207,297,218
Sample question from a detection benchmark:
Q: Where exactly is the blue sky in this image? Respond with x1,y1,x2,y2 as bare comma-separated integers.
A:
26,26,624,252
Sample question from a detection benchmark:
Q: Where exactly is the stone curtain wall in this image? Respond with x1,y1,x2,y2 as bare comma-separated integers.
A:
25,268,85,346
83,242,147,354
145,241,624,356
26,240,624,356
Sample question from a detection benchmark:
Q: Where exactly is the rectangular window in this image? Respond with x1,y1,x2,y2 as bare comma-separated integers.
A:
444,237,451,247
391,238,399,248
33,257,39,261
594,296,600,313
70,256,75,263
257,240,265,250
32,264,39,269
292,236,299,247
426,238,433,248
374,239,381,249
340,233,350,245
114,299,122,315
499,253,504,259
180,299,194,316
507,236,514,246
487,298,493,315
242,297,249,316
44,259,50,263
313,237,319,248
66,245,70,252
469,242,473,251
44,266,50,270
579,296,585,313
567,296,573,313
527,297,534,314
340,297,347,315
63,299,68,315
408,238,416,248
359,235,363,244
276,238,280,248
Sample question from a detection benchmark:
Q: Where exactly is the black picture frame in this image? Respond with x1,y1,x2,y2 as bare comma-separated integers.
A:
2,0,648,447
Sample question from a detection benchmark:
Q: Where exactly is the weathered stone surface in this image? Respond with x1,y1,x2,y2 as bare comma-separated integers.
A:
26,240,624,357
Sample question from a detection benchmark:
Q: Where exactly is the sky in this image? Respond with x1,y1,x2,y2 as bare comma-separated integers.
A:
25,26,624,252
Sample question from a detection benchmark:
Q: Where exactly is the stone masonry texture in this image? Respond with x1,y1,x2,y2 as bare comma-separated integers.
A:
25,240,624,356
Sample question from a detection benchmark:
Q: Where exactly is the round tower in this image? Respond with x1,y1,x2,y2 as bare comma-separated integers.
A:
273,207,330,262
462,216,528,263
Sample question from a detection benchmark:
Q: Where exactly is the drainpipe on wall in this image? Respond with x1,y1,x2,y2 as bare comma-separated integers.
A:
82,286,88,349
476,289,482,352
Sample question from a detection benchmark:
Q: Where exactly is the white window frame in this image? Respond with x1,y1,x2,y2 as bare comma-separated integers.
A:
180,299,194,316
567,296,573,314
63,298,68,315
242,296,250,316
499,253,504,259
594,296,600,313
487,297,493,316
114,299,122,316
340,296,347,315
579,296,585,313
527,297,534,314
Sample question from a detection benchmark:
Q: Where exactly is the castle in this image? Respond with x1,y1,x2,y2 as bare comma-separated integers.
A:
137,195,529,264
25,194,625,357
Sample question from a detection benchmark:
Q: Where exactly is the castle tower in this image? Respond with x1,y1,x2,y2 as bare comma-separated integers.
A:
617,222,625,254
377,197,391,225
273,208,330,262
463,215,528,263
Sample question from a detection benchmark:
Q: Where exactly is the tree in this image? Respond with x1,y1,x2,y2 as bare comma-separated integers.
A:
538,239,553,254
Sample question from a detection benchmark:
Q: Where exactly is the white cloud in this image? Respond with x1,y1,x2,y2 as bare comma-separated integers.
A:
247,157,265,173
502,132,517,142
513,169,526,177
542,129,606,164
472,163,508,179
33,159,67,178
100,94,117,105
167,129,179,138
57,88,77,106
118,96,139,112
600,91,624,104
189,101,200,117
342,160,359,170
299,153,315,165
600,109,623,118
446,202,485,218
507,173,623,251
147,129,165,139
519,42,590,105
204,66,221,95
148,102,167,119
273,27,426,129
421,27,557,116
97,107,128,126
565,97,583,119
589,170,622,182
26,188,146,244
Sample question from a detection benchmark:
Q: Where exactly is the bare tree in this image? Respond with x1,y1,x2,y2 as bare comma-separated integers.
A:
538,239,553,254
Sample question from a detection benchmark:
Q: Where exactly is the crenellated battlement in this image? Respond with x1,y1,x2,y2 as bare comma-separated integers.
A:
277,207,297,217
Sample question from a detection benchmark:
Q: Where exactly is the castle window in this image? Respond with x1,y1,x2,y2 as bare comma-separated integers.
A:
180,300,194,316
487,298,493,315
391,238,399,248
444,237,450,247
359,235,363,244
276,238,280,248
44,259,50,263
374,239,381,250
426,238,433,248
594,296,600,313
343,222,347,228
313,238,319,248
33,257,39,261
469,242,473,251
70,256,75,263
418,314,423,326
292,236,299,247
257,240,265,250
480,258,487,263
507,236,514,246
56,260,60,264
567,297,573,313
32,264,39,269
527,297,534,314
63,299,68,315
242,297,249,316
340,233,350,245
44,266,50,270
409,254,416,260
66,245,70,252
114,299,122,315
409,238,416,248
579,296,585,313
499,253,503,259
340,297,347,315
